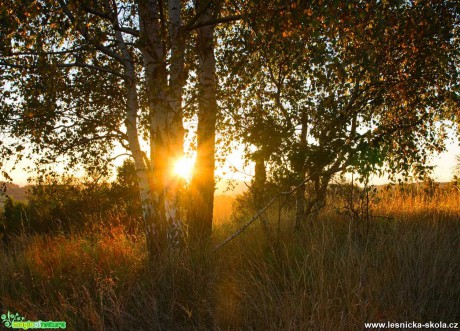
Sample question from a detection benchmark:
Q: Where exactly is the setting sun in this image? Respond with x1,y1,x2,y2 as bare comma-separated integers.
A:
173,157,195,180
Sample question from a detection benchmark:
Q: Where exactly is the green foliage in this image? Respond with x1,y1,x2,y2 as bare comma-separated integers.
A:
1,163,142,236
219,0,460,189
110,159,141,221
1,0,459,256
26,176,113,233
0,0,127,175
2,196,28,235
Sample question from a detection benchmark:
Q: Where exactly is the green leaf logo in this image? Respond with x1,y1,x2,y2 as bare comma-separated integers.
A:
1,311,25,328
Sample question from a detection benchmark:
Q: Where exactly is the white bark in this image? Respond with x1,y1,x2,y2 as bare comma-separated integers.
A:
114,22,161,257
164,0,186,247
189,1,218,243
138,0,168,164
138,0,186,249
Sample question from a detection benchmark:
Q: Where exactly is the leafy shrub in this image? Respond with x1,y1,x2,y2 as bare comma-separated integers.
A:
1,160,142,237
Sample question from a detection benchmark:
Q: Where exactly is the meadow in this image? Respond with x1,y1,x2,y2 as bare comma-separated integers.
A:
1,183,460,330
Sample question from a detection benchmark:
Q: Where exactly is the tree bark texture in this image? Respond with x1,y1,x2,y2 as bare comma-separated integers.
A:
294,113,308,231
115,21,165,258
188,0,218,246
253,152,270,236
138,0,187,251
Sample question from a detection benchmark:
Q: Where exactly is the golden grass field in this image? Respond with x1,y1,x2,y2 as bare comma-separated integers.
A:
1,185,459,330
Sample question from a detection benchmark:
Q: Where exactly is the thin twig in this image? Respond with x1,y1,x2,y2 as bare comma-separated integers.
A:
212,175,311,253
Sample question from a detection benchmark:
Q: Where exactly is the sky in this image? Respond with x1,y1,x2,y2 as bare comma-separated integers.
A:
4,134,459,194
425,138,459,182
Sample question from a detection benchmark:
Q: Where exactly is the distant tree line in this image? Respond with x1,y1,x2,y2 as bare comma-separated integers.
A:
1,160,141,240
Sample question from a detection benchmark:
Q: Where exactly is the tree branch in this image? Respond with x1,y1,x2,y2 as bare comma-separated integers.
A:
213,173,312,253
182,0,215,31
186,14,243,30
185,4,289,31
116,26,140,37
56,0,124,63
59,62,125,78
0,60,125,78
4,46,89,57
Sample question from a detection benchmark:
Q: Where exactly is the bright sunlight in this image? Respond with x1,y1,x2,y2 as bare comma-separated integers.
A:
173,157,195,181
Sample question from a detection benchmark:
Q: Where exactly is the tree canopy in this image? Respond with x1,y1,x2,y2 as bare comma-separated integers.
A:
1,0,459,249
218,0,459,225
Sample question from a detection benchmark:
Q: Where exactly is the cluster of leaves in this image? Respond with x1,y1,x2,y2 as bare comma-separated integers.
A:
218,0,460,190
0,0,139,177
0,0,459,233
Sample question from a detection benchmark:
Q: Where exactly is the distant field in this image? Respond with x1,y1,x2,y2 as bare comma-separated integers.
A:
0,183,28,209
0,180,243,211
213,194,236,223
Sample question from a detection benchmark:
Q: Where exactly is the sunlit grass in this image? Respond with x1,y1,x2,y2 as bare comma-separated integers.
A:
1,187,459,329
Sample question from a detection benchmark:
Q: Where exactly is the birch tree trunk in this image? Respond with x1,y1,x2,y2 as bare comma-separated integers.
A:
138,0,186,249
294,113,308,231
114,24,164,258
137,0,170,255
253,152,270,236
294,180,306,230
164,0,186,248
253,152,267,206
188,1,218,246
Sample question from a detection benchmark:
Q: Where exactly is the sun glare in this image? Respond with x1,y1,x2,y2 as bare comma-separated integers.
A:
173,157,195,180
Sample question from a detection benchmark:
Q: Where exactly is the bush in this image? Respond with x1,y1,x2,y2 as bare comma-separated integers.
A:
2,196,28,235
1,160,142,237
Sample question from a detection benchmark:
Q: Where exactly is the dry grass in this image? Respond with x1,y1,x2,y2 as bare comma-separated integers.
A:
1,188,460,330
